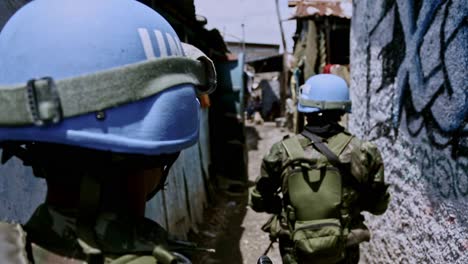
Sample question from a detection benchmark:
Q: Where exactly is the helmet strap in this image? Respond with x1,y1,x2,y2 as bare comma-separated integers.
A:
76,173,104,263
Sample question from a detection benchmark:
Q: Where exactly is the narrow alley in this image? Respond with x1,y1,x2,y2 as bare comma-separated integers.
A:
0,1,466,264
191,122,288,264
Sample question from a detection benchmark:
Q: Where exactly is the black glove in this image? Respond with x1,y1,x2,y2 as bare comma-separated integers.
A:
265,195,282,214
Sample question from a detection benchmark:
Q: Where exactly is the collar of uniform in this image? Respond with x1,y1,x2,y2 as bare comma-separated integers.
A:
304,123,345,139
24,204,169,258
24,204,85,259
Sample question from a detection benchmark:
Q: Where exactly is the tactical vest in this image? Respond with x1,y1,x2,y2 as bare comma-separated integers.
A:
280,131,356,263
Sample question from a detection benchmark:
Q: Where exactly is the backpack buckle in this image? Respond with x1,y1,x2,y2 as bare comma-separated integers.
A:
27,77,62,126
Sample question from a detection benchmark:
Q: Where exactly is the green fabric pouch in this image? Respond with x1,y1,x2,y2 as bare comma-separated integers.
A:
261,215,280,238
292,218,347,264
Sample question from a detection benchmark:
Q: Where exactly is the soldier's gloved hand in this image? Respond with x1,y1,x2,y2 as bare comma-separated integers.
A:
265,195,282,214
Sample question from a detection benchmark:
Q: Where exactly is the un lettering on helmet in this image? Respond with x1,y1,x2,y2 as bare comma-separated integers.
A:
0,0,215,155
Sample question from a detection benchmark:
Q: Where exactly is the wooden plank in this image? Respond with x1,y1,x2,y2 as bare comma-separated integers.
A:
198,109,211,180
145,110,210,238
182,143,207,228
163,154,190,239
145,191,167,229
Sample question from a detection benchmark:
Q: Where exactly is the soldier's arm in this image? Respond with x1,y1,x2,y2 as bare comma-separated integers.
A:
353,142,391,215
249,142,283,214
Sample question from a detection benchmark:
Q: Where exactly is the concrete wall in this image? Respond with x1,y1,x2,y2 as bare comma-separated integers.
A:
350,1,467,263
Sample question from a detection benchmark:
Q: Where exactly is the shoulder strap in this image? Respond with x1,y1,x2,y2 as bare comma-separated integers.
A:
301,130,361,187
301,129,341,166
329,132,355,157
281,136,306,160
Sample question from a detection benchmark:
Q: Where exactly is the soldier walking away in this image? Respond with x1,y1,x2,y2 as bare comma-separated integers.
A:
0,0,216,263
249,74,390,264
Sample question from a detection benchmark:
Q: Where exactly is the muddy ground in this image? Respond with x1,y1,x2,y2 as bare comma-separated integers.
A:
189,122,289,264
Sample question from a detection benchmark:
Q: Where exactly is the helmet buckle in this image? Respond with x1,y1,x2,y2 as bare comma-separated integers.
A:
26,77,62,126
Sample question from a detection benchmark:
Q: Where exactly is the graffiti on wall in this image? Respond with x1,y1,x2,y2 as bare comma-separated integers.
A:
393,139,468,199
368,0,467,158
361,0,468,199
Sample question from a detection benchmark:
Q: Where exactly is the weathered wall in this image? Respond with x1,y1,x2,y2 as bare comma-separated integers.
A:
350,0,467,263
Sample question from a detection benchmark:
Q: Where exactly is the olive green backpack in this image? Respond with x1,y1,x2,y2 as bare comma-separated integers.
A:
280,130,355,264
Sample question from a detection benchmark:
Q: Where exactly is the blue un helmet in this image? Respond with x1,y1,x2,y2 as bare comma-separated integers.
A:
0,0,216,155
297,74,351,113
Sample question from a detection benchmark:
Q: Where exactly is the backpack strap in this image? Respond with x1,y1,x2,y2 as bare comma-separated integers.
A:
281,136,315,180
301,129,342,166
301,129,360,187
280,137,306,223
281,136,306,160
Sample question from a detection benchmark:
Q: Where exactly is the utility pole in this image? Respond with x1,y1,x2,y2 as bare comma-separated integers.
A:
275,0,288,117
241,23,246,54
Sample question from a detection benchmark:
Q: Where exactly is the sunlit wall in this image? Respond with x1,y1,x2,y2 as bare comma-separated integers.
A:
350,1,467,263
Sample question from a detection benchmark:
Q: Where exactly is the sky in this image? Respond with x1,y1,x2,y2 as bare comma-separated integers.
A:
193,0,296,53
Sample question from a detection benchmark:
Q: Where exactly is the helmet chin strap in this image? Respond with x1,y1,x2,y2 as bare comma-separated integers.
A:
76,172,104,263
145,152,180,201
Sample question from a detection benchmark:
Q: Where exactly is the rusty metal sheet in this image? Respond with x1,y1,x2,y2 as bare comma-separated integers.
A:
289,0,352,19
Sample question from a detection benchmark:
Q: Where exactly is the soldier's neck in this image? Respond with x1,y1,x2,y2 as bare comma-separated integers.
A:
45,178,147,219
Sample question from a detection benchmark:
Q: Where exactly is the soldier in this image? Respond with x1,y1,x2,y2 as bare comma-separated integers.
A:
0,0,215,263
249,74,390,264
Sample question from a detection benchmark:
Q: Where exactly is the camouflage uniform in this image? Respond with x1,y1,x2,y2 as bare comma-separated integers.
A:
250,129,390,264
0,204,185,263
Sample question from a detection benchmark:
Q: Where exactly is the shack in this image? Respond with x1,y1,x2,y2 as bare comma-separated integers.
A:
288,0,352,132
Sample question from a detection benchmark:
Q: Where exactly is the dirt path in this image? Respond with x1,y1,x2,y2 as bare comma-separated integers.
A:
240,122,287,264
190,122,288,264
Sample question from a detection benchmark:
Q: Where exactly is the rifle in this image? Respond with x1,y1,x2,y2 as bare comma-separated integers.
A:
262,240,275,256
168,239,216,255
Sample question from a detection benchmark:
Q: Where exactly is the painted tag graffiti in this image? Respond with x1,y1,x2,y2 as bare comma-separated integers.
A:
367,0,467,158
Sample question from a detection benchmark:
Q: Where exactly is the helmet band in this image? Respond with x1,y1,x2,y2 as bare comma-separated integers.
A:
0,44,216,127
299,98,351,111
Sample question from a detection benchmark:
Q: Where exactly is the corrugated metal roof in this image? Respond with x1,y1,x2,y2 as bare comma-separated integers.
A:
288,0,352,19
